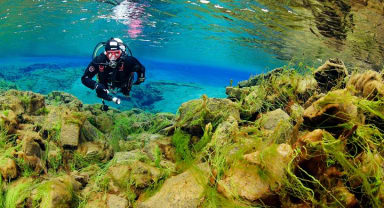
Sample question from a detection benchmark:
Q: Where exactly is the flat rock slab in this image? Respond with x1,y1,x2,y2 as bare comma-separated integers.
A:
137,164,209,208
60,123,80,149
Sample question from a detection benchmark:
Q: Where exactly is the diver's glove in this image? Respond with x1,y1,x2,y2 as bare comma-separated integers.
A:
134,77,145,85
95,83,112,101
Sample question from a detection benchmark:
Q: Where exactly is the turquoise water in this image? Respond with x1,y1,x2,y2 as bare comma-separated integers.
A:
1,0,383,112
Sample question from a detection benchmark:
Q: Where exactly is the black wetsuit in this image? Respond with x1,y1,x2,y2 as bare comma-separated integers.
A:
81,53,145,101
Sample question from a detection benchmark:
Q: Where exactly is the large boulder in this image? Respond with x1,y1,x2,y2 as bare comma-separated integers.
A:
218,144,292,205
313,58,348,91
176,96,240,136
137,164,209,208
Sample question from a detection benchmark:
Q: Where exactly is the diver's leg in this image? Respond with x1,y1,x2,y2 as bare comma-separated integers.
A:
121,72,135,97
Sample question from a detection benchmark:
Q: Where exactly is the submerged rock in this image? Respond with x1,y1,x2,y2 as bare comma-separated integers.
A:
80,120,103,141
137,164,209,208
31,175,81,208
108,161,161,192
225,86,252,101
237,68,286,88
313,58,348,91
77,141,113,162
46,91,83,110
218,144,292,205
347,70,384,100
176,96,240,136
211,116,239,147
60,123,80,149
240,86,266,120
303,90,359,133
260,109,292,144
107,194,128,208
0,158,18,180
0,109,18,134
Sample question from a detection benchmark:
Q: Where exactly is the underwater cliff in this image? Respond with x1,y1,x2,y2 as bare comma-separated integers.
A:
1,59,384,207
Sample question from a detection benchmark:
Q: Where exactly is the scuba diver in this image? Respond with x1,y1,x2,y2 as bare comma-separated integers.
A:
81,37,145,111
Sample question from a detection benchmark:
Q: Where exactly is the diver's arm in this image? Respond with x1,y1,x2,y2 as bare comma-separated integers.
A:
81,63,99,89
132,58,146,84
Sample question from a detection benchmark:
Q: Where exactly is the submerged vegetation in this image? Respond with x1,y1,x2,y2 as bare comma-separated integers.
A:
1,58,384,207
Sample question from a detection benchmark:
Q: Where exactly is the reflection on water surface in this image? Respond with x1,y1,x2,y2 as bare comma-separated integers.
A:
0,0,383,70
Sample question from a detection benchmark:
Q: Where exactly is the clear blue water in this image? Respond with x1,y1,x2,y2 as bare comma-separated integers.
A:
1,0,383,112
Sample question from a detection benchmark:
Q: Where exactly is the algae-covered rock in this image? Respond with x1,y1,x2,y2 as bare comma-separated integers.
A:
80,120,103,141
95,113,114,133
46,91,83,110
114,150,149,164
108,161,161,190
137,163,209,208
22,137,43,158
5,177,35,208
225,86,252,101
77,141,113,162
107,194,128,208
294,129,327,178
31,175,81,208
176,96,240,136
155,137,176,161
0,90,45,115
218,144,292,204
259,109,292,144
210,116,239,147
261,109,290,131
313,58,348,91
0,109,18,134
240,86,266,119
303,90,359,132
0,158,18,180
237,68,286,88
347,70,384,100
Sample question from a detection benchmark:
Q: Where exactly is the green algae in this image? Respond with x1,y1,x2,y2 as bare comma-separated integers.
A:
5,178,34,208
193,123,213,152
172,128,192,162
